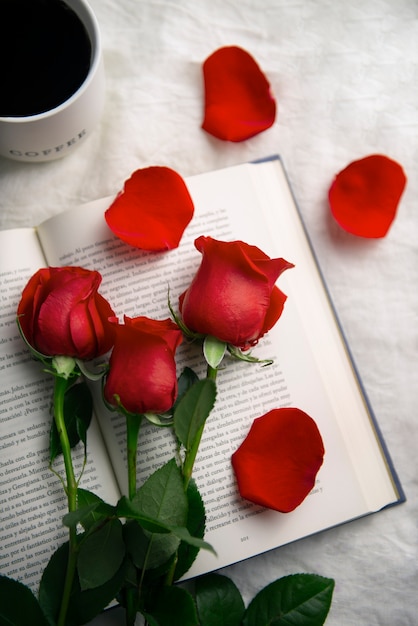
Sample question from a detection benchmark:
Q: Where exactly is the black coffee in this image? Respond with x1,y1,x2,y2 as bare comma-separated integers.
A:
0,0,92,117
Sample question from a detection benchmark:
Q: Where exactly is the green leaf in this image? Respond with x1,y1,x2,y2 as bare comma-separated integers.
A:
140,614,159,626
38,543,68,625
203,335,227,369
69,559,127,625
144,585,199,626
177,367,200,399
120,502,214,560
117,497,173,533
0,575,49,626
242,574,335,626
170,527,215,555
195,573,245,626
39,542,126,626
77,518,126,591
49,380,93,463
76,488,115,531
174,479,206,580
174,379,217,451
124,520,180,571
171,367,200,416
62,494,115,531
120,460,188,573
132,459,188,528
121,470,214,573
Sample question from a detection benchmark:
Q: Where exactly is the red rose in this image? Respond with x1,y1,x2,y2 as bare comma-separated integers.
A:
179,236,293,349
17,266,115,359
104,316,183,415
231,408,325,513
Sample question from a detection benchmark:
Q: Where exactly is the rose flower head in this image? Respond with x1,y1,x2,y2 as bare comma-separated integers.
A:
179,236,293,350
232,408,325,513
17,266,115,360
104,316,183,415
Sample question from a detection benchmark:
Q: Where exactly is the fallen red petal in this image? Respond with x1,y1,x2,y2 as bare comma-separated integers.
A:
202,46,276,142
231,408,324,513
328,154,407,238
105,166,194,251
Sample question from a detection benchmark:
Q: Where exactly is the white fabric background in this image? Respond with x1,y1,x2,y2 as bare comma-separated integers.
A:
1,1,417,624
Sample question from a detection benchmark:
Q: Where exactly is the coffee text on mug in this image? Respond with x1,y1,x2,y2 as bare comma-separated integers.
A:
9,129,87,158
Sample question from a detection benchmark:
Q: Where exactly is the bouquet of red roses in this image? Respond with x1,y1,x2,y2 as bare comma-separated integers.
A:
1,169,332,626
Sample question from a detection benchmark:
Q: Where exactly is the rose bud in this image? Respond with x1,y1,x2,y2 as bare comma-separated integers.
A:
179,236,293,350
104,316,183,415
17,266,115,360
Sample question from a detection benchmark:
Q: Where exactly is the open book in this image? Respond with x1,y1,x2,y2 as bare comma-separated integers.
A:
0,156,404,594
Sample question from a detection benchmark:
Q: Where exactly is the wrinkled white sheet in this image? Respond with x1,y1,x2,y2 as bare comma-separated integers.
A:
1,1,416,624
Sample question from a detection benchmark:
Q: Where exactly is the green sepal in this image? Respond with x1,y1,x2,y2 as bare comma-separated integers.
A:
167,293,203,341
242,573,335,626
16,315,56,371
52,355,77,379
142,368,201,429
203,335,227,369
0,575,49,626
17,315,84,380
195,573,245,626
76,358,108,381
143,412,174,427
227,345,273,366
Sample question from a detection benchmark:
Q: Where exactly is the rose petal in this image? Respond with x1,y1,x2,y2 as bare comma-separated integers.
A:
202,46,276,142
231,408,324,513
105,166,195,251
328,154,407,238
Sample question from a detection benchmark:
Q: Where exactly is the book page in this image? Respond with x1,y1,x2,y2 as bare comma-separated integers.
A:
36,158,400,577
0,229,121,593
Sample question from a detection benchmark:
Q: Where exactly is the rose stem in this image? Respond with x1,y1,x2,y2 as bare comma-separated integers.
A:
126,413,143,500
125,412,143,626
53,375,79,626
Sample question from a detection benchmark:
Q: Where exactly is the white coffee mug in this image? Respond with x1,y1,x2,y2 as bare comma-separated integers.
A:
0,0,105,163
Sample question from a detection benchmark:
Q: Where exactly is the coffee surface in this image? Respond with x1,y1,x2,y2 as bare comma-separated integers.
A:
0,0,92,117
